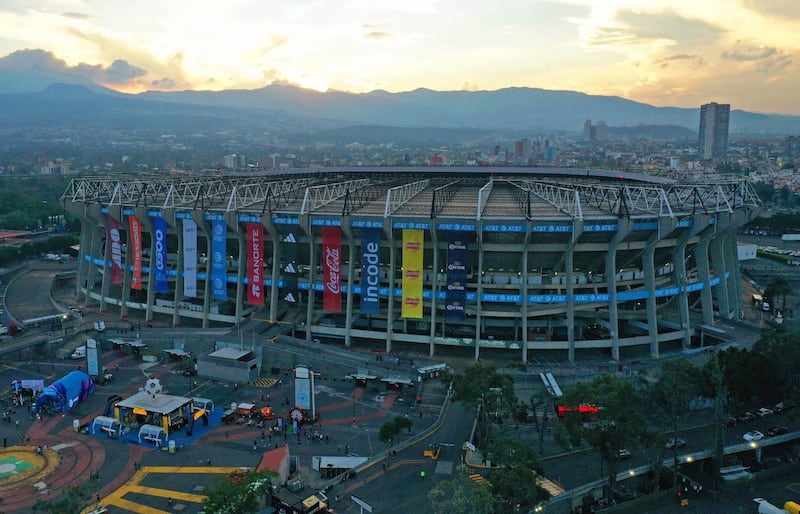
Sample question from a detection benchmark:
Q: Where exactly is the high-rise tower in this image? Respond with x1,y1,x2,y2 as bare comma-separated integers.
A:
698,102,730,160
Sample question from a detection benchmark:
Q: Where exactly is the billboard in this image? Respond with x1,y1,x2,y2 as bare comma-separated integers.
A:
322,227,342,312
153,217,169,294
128,215,143,290
401,229,424,319
246,222,264,304
183,219,198,298
446,233,468,320
282,232,299,304
107,215,123,286
211,219,227,300
360,228,381,314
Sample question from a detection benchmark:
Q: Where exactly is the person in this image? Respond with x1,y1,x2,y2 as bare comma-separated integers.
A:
253,440,258,452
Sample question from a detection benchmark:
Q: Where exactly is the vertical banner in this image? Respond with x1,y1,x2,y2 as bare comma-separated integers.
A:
128,215,143,290
211,219,228,300
446,233,468,320
183,219,198,298
401,229,424,319
360,228,381,314
153,217,169,294
106,215,123,286
282,232,299,304
246,222,264,305
322,227,342,312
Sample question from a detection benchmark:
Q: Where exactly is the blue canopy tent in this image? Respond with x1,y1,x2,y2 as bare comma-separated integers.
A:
35,370,94,413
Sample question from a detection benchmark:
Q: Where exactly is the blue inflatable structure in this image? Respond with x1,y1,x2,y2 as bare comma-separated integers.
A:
35,370,94,412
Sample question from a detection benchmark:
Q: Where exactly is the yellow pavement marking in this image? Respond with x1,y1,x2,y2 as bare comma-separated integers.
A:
82,465,242,514
251,377,278,388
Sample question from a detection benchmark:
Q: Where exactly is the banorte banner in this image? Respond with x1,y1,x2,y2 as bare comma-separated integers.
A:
401,229,424,319
246,222,264,305
322,227,342,312
153,216,169,294
128,215,143,290
107,215,123,285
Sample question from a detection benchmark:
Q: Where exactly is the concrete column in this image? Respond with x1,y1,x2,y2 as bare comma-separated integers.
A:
673,215,710,348
710,213,733,318
475,224,484,361
643,219,675,358
98,212,114,313
305,228,316,344
230,215,245,324
695,228,716,326
266,218,281,323
75,208,92,302
565,221,583,363
197,213,212,329
120,212,132,321
173,215,184,328
605,219,631,362
521,226,530,363
385,223,395,353
429,229,439,357
344,221,355,348
144,216,157,325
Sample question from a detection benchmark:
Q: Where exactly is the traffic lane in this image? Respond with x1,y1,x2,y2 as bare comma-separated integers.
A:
4,261,73,321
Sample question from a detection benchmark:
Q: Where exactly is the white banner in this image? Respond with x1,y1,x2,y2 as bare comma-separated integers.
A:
183,219,198,298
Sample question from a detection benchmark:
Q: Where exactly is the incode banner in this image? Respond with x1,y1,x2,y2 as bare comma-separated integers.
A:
128,215,143,290
106,215,123,286
152,216,169,294
246,222,264,304
322,227,342,312
401,229,424,319
360,228,380,314
211,219,227,300
183,219,198,298
446,233,468,320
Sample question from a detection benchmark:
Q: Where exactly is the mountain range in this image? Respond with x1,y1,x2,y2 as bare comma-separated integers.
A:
0,72,798,137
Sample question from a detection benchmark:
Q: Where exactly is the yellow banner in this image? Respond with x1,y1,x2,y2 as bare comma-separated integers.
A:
401,229,424,318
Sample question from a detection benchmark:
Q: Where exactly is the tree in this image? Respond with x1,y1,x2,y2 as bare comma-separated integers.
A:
487,464,547,513
557,374,648,499
378,421,399,443
33,485,92,513
764,277,792,313
199,470,275,514
428,472,494,514
647,358,702,486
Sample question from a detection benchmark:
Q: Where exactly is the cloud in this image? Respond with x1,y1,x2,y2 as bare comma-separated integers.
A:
61,12,90,20
740,0,800,19
722,45,777,61
74,59,146,84
364,31,393,40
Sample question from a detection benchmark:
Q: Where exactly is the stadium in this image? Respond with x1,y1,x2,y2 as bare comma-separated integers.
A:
61,167,760,362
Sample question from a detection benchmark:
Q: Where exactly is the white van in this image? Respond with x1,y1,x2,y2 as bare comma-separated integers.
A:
70,346,86,359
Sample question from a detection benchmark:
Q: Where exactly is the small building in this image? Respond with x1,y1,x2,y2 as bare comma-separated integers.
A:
197,346,261,383
114,391,194,436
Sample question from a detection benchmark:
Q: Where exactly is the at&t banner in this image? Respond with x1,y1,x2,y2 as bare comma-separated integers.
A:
360,228,380,314
153,217,169,294
401,229,423,319
211,220,227,300
446,233,468,320
322,227,342,312
128,215,143,290
107,215,123,286
246,222,264,304
182,219,198,298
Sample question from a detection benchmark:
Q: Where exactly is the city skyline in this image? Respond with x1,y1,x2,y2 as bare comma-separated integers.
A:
0,1,799,115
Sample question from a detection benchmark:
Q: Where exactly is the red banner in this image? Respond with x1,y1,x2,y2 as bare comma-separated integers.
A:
107,215,123,285
322,227,342,312
128,215,143,289
246,223,264,304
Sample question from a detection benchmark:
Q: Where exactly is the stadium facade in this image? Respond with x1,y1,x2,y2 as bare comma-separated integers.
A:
61,167,760,362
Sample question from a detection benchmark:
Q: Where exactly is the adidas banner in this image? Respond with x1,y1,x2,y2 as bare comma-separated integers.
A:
283,231,299,304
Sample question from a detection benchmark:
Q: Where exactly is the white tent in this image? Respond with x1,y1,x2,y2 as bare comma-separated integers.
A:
91,415,121,437
138,424,166,446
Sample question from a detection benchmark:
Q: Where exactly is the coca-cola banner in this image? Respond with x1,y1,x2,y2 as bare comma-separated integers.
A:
322,227,342,312
246,222,264,305
153,216,169,294
446,232,468,320
107,215,123,286
128,215,143,290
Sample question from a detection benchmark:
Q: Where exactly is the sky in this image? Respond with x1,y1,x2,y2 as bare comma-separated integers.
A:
0,0,798,114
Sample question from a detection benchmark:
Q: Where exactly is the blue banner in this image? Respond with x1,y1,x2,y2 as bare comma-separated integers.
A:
445,233,468,320
211,219,228,300
153,217,169,294
360,228,381,314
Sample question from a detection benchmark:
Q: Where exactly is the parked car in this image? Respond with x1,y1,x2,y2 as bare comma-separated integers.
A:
614,448,632,460
724,417,738,427
181,366,197,377
756,407,774,418
767,426,789,437
665,438,686,449
737,411,757,423
743,431,764,442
